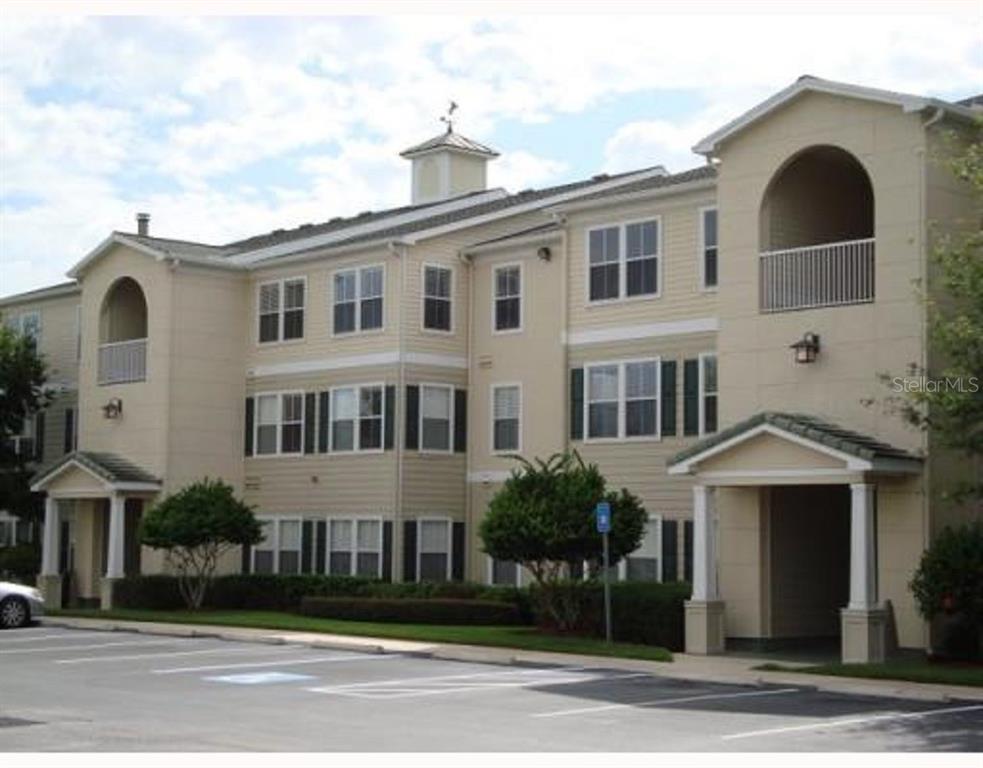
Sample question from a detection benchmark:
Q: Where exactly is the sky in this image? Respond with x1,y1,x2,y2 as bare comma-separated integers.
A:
1,3,981,297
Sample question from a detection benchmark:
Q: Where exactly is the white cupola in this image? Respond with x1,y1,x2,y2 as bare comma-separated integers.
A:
400,118,499,205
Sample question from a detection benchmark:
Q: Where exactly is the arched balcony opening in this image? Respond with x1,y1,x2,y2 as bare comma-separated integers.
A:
98,277,148,384
759,145,875,312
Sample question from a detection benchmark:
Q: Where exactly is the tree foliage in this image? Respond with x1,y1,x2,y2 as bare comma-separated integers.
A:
141,479,263,609
910,521,983,632
0,323,51,520
479,451,647,629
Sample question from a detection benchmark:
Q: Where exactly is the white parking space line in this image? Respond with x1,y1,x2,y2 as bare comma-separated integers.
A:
0,639,177,655
721,703,983,741
0,632,110,644
307,665,589,694
532,686,801,719
153,652,396,675
55,646,277,665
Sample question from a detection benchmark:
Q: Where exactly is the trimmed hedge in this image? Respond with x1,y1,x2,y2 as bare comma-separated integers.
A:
299,596,522,625
0,543,40,584
531,580,690,650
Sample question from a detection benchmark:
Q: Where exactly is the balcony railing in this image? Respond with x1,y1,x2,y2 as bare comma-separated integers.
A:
760,238,875,312
98,338,147,385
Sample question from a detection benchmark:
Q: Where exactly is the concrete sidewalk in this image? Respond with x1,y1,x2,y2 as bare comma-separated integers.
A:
43,615,982,704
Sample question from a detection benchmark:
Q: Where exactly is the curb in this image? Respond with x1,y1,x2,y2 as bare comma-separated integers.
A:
42,616,982,703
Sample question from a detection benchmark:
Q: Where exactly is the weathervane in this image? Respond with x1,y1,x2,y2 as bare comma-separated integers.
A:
439,101,458,133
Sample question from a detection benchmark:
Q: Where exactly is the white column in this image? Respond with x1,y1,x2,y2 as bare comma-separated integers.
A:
848,483,878,610
105,494,126,579
41,496,60,576
692,485,718,601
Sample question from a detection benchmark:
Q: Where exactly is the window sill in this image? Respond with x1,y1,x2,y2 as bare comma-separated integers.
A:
585,292,662,309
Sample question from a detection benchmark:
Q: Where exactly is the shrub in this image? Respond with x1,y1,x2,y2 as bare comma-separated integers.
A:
530,580,689,650
0,543,41,584
299,596,522,625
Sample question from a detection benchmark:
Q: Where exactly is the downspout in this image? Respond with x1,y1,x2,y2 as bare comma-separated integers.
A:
389,240,408,581
551,212,569,447
457,247,475,582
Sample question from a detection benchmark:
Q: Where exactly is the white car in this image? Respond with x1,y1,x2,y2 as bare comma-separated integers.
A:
0,581,45,629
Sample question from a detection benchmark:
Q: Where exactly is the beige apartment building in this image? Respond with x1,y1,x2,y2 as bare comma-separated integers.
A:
3,76,979,663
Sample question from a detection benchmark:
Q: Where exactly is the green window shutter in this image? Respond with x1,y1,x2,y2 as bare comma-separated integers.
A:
570,368,584,440
451,521,466,581
303,393,316,454
683,359,699,436
317,391,330,453
684,520,694,583
241,542,252,574
662,519,678,582
315,520,327,573
63,408,75,455
661,360,677,436
384,385,396,450
34,411,45,462
454,389,467,453
405,386,420,450
301,520,313,573
382,521,393,582
402,520,417,582
244,397,254,457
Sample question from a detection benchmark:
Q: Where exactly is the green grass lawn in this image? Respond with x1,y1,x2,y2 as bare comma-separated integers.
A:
50,608,673,662
754,658,983,688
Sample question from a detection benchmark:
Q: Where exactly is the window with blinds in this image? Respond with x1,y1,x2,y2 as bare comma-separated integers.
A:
492,384,521,453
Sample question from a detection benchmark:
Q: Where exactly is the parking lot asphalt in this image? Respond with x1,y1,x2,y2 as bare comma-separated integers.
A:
1,624,981,752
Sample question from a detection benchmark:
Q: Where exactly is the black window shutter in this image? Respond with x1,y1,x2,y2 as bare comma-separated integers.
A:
683,359,699,436
382,521,393,582
244,397,255,456
683,520,694,583
451,521,466,581
318,392,330,453
241,542,252,574
301,520,313,573
453,389,467,453
402,520,417,582
63,408,75,455
34,411,45,462
661,360,677,436
405,386,419,450
315,520,327,573
570,368,584,440
662,519,678,582
303,393,316,454
384,385,395,450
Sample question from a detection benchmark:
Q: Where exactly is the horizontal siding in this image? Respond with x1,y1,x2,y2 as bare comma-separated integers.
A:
1,292,81,387
402,453,466,515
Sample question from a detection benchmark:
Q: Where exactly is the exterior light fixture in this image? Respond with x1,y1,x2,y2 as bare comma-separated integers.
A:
790,332,821,364
537,246,552,261
102,398,123,419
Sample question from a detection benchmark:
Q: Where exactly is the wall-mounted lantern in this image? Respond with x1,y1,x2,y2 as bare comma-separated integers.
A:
102,398,123,419
790,332,821,364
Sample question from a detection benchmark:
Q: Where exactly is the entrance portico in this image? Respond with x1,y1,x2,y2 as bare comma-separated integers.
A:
668,412,922,663
31,452,160,609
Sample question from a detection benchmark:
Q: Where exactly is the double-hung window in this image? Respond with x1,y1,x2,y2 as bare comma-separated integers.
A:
423,265,452,332
5,311,41,346
418,519,451,582
254,393,304,455
330,385,384,452
252,518,301,574
625,516,662,581
493,264,521,332
701,208,718,289
588,219,660,302
492,384,521,453
333,265,384,334
699,353,718,435
420,384,452,452
328,518,382,577
258,278,305,343
586,360,660,440
490,558,520,586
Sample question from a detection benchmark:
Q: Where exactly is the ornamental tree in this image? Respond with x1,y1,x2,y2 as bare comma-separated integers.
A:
479,451,646,630
141,479,263,609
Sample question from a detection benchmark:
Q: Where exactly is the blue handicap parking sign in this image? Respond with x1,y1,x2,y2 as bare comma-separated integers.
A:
595,501,611,533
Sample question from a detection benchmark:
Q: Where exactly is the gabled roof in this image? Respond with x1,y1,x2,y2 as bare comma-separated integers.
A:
0,281,80,307
694,75,980,156
66,232,243,279
667,411,922,475
400,128,499,159
31,451,161,492
545,165,715,213
465,222,562,253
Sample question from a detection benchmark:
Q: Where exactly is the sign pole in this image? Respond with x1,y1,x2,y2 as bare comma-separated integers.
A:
602,530,612,644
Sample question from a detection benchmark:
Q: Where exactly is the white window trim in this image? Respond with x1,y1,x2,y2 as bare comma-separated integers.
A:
421,262,455,335
256,276,307,346
75,304,82,361
698,352,718,437
584,215,663,306
486,555,523,587
620,513,663,582
328,382,386,454
418,382,455,454
331,263,386,337
699,206,718,292
583,357,662,444
491,261,523,335
10,415,35,456
252,390,306,458
416,516,453,583
490,382,522,455
252,516,302,574
7,310,42,345
326,515,384,578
